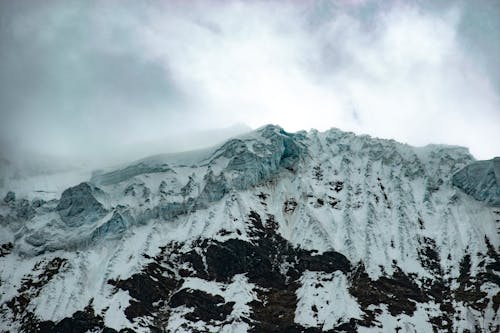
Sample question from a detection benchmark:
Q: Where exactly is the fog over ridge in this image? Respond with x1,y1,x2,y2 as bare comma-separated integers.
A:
0,0,499,167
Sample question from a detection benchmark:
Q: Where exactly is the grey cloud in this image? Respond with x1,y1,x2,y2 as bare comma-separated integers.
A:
0,0,499,169
0,0,190,156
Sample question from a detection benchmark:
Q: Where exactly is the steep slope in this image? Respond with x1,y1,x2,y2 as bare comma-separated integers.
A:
0,125,498,333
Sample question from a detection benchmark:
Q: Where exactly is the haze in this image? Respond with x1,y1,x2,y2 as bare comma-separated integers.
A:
0,0,499,170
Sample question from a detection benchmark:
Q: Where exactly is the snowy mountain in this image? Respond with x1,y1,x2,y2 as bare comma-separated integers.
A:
0,125,498,332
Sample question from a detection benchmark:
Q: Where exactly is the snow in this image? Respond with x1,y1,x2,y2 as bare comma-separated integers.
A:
103,290,133,331
358,303,436,333
295,271,362,330
166,274,256,333
180,274,256,321
0,125,498,332
1,168,92,201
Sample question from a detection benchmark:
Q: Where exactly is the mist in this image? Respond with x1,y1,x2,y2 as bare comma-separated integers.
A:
1,0,499,173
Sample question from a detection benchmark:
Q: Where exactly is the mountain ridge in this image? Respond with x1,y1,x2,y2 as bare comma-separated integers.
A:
0,124,498,332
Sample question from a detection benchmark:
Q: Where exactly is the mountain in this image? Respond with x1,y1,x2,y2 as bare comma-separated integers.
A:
0,124,252,202
0,125,498,333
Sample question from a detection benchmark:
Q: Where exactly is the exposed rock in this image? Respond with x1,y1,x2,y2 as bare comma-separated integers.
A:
0,242,13,257
349,265,427,317
4,257,67,321
1,125,498,332
110,211,355,331
22,300,121,333
169,288,234,322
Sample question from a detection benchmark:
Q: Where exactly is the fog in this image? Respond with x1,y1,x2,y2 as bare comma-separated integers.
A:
1,0,499,173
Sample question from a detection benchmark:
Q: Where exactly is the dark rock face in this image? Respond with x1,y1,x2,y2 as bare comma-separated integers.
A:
169,289,234,322
100,211,451,333
0,242,13,257
2,257,68,330
100,209,499,333
6,211,497,333
3,204,499,331
56,182,107,227
452,157,500,206
105,211,353,332
250,282,303,333
350,265,427,317
36,301,111,333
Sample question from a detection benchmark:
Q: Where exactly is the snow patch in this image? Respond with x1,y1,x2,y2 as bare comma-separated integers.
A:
295,270,362,330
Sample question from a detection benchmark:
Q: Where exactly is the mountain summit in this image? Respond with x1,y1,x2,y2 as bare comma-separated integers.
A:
0,125,499,332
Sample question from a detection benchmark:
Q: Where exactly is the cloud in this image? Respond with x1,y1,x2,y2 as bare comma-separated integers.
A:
0,1,193,157
0,0,499,162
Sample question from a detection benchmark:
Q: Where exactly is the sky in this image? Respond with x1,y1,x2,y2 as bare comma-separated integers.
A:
0,0,499,166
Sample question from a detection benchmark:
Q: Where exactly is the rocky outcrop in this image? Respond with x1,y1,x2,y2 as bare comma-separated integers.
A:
108,211,355,332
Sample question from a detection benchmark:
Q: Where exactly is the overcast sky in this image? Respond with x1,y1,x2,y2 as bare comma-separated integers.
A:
0,0,499,163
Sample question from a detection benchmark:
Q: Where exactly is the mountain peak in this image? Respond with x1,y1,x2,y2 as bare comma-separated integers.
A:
0,126,498,332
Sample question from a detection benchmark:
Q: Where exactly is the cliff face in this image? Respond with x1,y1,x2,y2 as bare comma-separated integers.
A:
0,125,498,333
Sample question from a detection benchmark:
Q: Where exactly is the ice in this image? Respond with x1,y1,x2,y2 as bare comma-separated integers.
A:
1,124,498,332
452,158,500,206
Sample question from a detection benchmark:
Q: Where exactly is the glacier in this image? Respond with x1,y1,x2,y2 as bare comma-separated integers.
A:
452,157,500,207
0,124,498,332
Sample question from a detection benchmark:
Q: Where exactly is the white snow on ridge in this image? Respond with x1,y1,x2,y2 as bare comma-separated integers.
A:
0,125,498,332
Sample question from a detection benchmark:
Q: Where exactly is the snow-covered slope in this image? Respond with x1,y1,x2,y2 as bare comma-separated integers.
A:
452,157,500,207
0,125,498,332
